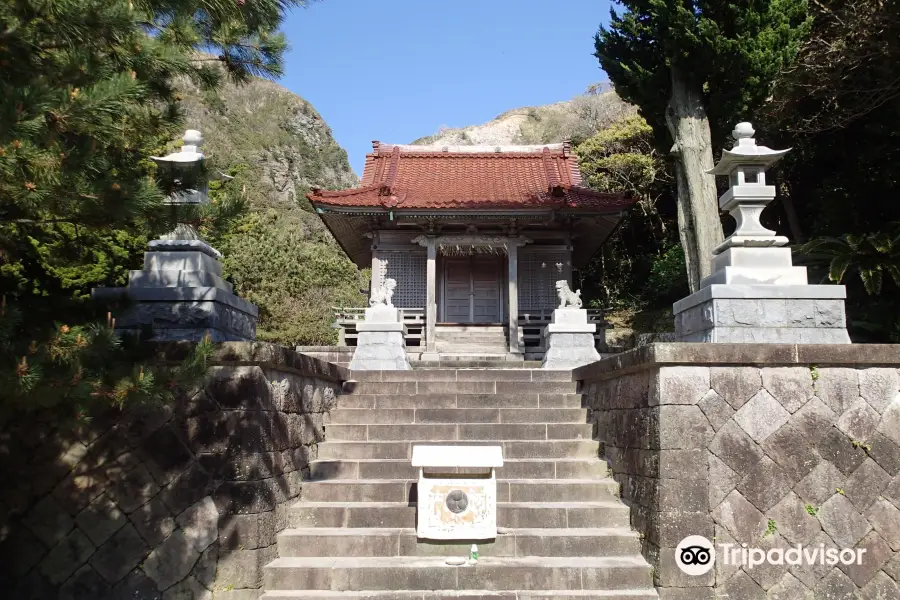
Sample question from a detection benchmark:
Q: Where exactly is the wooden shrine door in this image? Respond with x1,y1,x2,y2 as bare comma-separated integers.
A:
442,256,502,323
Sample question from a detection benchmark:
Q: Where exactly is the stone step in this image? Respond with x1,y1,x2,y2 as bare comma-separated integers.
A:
301,480,619,503
263,556,653,591
276,527,642,558
346,381,578,395
434,334,507,340
434,340,508,344
307,458,609,481
338,393,583,409
316,440,598,460
326,423,594,441
288,502,631,529
327,408,588,425
412,361,543,368
435,325,507,333
433,355,519,363
262,591,659,600
350,370,572,383
434,342,508,349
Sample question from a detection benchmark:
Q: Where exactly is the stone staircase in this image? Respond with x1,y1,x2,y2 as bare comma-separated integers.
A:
262,369,657,599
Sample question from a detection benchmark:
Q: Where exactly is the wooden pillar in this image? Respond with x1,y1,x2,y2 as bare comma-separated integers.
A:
507,241,520,354
425,238,437,353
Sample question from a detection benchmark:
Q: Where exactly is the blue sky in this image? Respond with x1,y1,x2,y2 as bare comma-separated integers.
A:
280,0,615,176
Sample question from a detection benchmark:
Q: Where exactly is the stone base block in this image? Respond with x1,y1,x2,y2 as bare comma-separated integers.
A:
356,322,405,333
148,238,221,257
143,250,223,276
349,331,411,371
700,265,807,287
542,332,600,370
550,308,590,325
678,326,850,343
115,299,257,341
546,323,597,334
128,269,233,292
364,304,400,322
673,284,850,344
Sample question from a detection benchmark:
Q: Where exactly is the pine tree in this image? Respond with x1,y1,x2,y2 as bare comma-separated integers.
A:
594,1,810,291
0,298,216,420
0,0,305,413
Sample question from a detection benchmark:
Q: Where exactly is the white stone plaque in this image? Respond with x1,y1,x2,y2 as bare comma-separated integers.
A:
412,445,502,540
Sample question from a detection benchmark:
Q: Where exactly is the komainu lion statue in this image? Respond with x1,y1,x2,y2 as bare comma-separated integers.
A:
369,278,397,307
555,280,582,309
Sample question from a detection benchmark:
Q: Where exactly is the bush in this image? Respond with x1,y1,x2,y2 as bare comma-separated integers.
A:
221,210,367,345
645,244,690,304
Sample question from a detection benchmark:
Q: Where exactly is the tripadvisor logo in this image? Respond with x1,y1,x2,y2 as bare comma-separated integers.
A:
675,535,868,576
676,535,716,576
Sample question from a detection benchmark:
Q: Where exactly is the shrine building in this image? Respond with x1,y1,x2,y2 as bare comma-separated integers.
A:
308,142,635,360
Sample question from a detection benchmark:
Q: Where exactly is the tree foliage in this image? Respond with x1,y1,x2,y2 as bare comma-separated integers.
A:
799,227,900,296
756,0,900,340
221,210,367,345
594,0,811,148
0,302,215,419
574,115,684,308
0,0,305,411
594,0,811,291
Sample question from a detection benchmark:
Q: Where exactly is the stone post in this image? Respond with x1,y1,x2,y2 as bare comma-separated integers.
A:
542,282,600,369
507,240,521,358
425,237,438,357
93,130,258,341
673,123,850,343
349,279,412,370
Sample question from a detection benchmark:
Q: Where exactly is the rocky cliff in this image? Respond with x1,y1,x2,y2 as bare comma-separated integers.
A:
178,77,367,345
412,86,634,147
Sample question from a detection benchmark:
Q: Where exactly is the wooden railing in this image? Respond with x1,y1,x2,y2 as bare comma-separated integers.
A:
332,307,607,352
518,309,608,350
332,307,425,348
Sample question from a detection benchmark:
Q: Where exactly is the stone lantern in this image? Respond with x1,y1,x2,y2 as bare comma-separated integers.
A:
702,122,806,287
672,123,849,343
150,129,214,242
93,130,258,341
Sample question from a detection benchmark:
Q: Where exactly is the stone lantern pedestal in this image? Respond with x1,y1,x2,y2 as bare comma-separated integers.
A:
673,123,849,344
542,307,600,370
349,303,412,371
98,239,258,341
93,130,258,341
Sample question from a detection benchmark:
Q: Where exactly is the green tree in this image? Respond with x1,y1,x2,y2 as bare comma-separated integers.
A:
758,0,900,341
0,0,305,412
594,0,811,291
221,210,368,345
574,115,681,307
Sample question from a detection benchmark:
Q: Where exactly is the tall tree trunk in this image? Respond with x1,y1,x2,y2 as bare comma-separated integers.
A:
674,162,701,289
665,68,724,292
780,181,805,242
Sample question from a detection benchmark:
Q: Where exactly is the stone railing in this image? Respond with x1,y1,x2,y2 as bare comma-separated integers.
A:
575,344,900,600
0,342,347,599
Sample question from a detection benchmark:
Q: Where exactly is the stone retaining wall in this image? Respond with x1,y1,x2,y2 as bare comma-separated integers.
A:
575,343,900,600
0,342,347,600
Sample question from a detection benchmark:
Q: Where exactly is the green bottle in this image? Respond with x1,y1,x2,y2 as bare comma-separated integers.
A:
470,544,479,562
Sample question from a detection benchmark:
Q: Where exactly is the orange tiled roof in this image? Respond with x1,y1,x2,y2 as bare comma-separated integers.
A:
308,142,633,211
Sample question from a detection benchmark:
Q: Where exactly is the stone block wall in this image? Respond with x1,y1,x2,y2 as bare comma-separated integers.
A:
575,343,900,600
0,342,346,600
